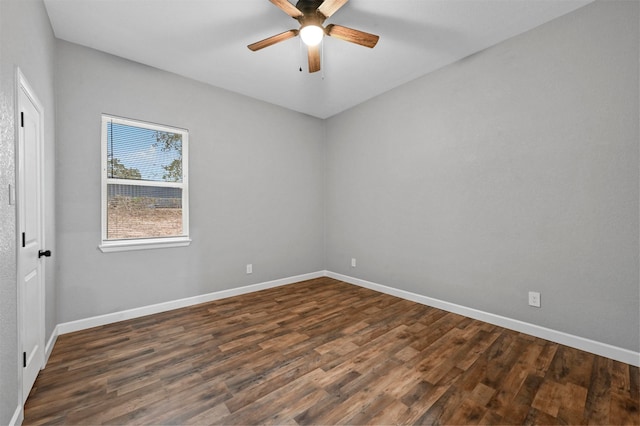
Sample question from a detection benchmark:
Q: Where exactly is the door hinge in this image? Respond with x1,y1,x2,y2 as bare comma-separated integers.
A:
23,352,26,368
22,232,25,248
20,112,24,128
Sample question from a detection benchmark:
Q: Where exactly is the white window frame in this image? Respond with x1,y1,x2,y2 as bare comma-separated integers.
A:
99,114,190,252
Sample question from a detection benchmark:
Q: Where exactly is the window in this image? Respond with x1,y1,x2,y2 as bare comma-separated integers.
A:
100,115,190,252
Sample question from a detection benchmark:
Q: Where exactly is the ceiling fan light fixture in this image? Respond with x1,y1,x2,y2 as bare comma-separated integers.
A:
247,0,380,73
300,24,324,46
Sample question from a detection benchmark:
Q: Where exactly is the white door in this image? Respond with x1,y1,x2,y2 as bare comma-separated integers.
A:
17,71,46,402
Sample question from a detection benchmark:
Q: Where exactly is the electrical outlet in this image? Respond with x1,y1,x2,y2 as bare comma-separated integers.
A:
528,291,541,308
351,258,356,268
246,264,252,274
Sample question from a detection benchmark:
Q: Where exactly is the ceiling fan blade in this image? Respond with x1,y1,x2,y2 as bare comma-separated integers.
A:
317,0,349,18
326,24,379,48
269,0,303,18
308,45,321,73
247,29,299,51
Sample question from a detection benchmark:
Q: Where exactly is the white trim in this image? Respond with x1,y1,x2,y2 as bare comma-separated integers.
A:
51,269,639,367
9,404,23,426
326,271,640,367
100,114,189,251
107,177,184,189
103,113,188,134
57,271,325,335
99,237,191,253
44,325,59,365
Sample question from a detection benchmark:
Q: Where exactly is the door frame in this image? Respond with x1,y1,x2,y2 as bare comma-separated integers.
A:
15,66,46,404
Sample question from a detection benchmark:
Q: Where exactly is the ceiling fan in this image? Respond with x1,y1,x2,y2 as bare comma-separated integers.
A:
247,0,380,73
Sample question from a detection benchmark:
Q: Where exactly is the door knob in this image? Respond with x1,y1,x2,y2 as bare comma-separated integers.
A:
38,249,51,258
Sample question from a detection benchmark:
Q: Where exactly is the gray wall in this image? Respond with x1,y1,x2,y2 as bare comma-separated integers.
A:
55,41,325,323
325,0,639,352
1,2,637,421
0,0,57,423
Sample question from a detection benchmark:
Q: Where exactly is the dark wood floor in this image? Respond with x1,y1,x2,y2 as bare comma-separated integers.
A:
24,277,639,425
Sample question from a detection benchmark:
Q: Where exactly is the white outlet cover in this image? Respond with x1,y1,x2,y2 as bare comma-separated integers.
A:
528,291,541,308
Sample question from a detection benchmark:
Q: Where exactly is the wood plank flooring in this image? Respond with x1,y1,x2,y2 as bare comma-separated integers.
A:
24,277,639,425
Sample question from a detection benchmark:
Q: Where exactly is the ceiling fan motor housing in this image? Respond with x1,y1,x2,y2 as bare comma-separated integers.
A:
296,0,327,28
296,0,325,16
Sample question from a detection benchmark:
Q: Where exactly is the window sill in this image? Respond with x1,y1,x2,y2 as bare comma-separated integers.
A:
99,237,191,253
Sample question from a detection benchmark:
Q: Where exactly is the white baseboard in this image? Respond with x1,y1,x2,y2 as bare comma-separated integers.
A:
52,269,639,367
326,271,640,367
9,404,22,426
57,271,325,335
44,326,58,366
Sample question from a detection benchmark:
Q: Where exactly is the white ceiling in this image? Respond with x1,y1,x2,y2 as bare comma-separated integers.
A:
43,0,593,119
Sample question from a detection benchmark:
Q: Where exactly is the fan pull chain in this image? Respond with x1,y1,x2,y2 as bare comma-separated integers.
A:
299,38,304,72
